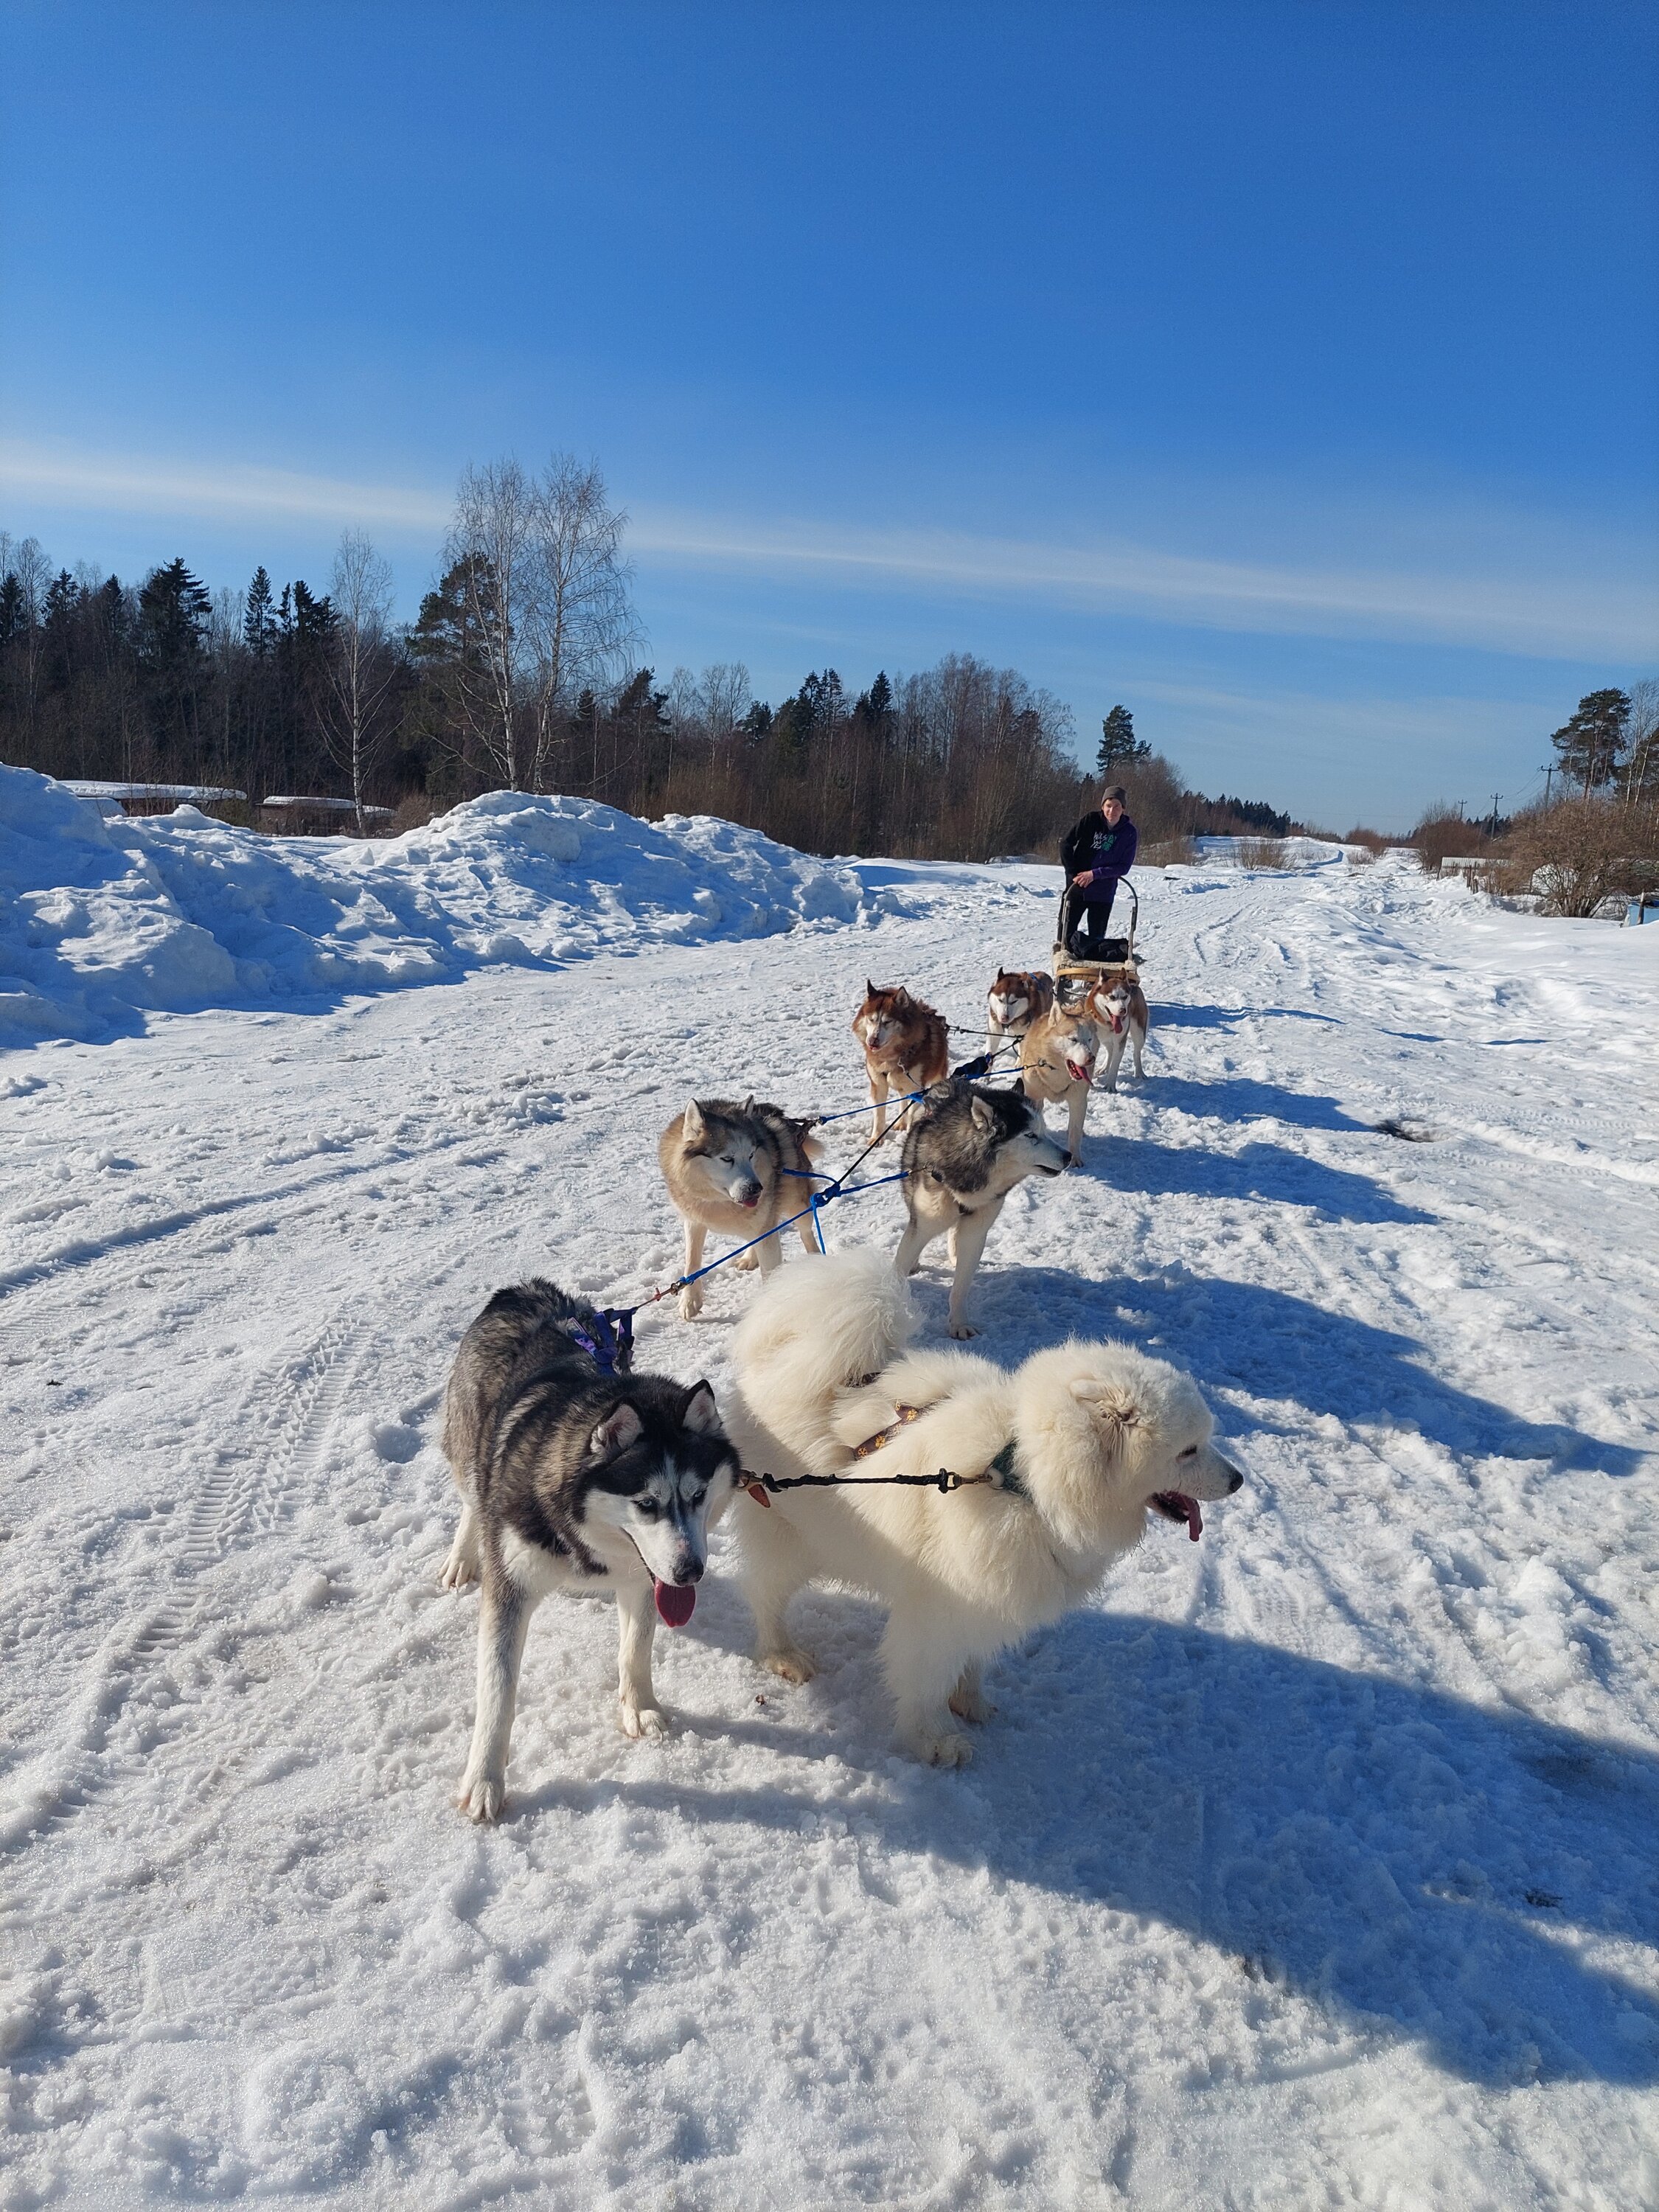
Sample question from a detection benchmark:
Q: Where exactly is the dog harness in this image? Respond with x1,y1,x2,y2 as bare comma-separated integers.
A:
850,1407,1026,1498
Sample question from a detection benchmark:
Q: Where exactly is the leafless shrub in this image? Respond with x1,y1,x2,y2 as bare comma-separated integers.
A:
1238,836,1288,869
390,792,437,835
1141,834,1198,866
1411,806,1472,876
1345,844,1377,866
1501,799,1659,917
1346,825,1388,854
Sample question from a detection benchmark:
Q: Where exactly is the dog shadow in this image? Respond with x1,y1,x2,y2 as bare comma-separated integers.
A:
1070,1130,1432,1226
961,1264,1644,1479
1155,1004,1343,1032
523,1607,1659,2090
1130,1071,1372,1135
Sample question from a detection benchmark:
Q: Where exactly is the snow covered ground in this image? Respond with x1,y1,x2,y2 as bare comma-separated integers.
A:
2,798,1657,2209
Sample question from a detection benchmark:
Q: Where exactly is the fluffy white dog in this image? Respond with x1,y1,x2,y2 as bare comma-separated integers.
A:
723,1249,1242,1765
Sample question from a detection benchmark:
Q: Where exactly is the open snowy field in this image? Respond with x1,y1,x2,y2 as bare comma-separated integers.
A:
2,788,1658,2210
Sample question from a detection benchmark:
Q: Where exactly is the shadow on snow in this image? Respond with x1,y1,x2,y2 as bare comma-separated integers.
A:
953,1264,1644,1479
524,1601,1659,2092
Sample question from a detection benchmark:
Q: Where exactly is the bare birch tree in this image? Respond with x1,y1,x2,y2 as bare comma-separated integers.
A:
444,462,536,790
442,453,639,793
524,455,641,792
323,530,400,832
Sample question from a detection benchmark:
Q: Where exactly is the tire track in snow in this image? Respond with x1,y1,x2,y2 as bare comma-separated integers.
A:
1,1308,369,1850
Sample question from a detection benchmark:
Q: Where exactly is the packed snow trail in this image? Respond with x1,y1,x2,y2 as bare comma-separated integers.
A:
1,841,1656,2209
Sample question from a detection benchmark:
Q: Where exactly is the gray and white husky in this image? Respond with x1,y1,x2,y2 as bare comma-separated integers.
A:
440,1280,739,1822
658,1096,824,1321
897,1079,1068,1338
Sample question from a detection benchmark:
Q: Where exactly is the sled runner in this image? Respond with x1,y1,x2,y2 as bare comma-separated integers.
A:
1054,877,1140,1001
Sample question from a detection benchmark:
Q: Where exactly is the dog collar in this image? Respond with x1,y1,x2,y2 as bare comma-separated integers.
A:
852,1412,1026,1500
989,1440,1027,1498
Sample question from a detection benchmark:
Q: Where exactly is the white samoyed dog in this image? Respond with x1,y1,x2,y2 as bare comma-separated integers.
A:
723,1248,1242,1765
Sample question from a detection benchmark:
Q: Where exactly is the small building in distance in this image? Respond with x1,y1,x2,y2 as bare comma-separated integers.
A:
63,781,248,820
261,796,394,836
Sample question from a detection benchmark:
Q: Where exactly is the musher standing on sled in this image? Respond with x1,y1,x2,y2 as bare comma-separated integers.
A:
1060,782,1138,958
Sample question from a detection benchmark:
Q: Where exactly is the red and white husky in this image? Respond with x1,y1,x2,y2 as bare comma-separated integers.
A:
1086,976,1150,1091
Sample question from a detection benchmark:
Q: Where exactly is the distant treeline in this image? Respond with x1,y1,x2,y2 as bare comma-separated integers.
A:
1,472,1299,860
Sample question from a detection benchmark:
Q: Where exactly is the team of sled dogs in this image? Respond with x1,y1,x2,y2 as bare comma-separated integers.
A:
445,960,1234,1822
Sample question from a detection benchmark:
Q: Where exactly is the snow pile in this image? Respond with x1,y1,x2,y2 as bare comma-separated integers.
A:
0,768,892,1044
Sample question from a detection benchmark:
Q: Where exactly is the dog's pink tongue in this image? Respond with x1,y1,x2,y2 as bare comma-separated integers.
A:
654,1579,696,1628
1180,1495,1203,1543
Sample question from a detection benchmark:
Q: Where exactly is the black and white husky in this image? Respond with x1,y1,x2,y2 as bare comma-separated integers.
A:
897,1079,1068,1337
439,1280,739,1822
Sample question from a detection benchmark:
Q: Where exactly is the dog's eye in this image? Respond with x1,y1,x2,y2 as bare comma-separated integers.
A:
687,1490,706,1511
1179,1446,1198,1458
634,1498,661,1517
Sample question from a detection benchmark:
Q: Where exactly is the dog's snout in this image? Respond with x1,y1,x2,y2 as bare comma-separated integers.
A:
737,1180,762,1203
674,1558,704,1586
1219,1457,1244,1492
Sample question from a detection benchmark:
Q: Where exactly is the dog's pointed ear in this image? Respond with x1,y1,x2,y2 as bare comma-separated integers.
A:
682,1099,705,1140
741,1093,755,1115
679,1380,722,1435
590,1402,643,1460
866,978,878,999
969,1093,995,1131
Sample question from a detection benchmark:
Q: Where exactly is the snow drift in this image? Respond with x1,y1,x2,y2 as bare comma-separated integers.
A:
0,768,894,1044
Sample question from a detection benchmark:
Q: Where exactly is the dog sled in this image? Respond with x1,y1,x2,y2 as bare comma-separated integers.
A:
1053,877,1140,1004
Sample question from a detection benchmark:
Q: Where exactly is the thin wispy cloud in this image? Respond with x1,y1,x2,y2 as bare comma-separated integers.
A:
2,439,1652,663
0,441,451,535
627,507,1656,663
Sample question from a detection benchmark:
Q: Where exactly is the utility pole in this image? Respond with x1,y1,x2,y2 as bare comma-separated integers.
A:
1543,763,1553,807
1488,791,1501,837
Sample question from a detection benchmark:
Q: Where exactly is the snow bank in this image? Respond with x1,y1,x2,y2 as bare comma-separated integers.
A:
0,768,893,1045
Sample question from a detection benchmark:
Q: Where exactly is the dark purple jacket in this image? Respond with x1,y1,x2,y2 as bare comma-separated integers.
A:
1061,810,1137,903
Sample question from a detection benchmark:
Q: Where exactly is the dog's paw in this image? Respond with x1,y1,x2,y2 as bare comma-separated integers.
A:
949,1685,997,1725
760,1646,816,1686
948,1321,980,1340
619,1699,670,1740
904,1727,974,1767
438,1551,477,1592
678,1286,705,1321
456,1770,506,1823
732,1250,759,1272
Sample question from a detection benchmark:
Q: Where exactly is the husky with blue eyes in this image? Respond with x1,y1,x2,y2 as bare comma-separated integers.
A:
439,1280,739,1822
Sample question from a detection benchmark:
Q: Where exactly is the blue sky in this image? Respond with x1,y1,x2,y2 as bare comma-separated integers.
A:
2,1,1655,828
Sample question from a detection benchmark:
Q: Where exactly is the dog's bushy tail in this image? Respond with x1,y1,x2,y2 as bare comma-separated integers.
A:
732,1245,914,1471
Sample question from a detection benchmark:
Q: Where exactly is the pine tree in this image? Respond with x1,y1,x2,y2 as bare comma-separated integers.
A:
136,558,212,771
1549,689,1630,795
41,571,81,691
243,566,276,655
1096,703,1150,772
137,558,212,674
